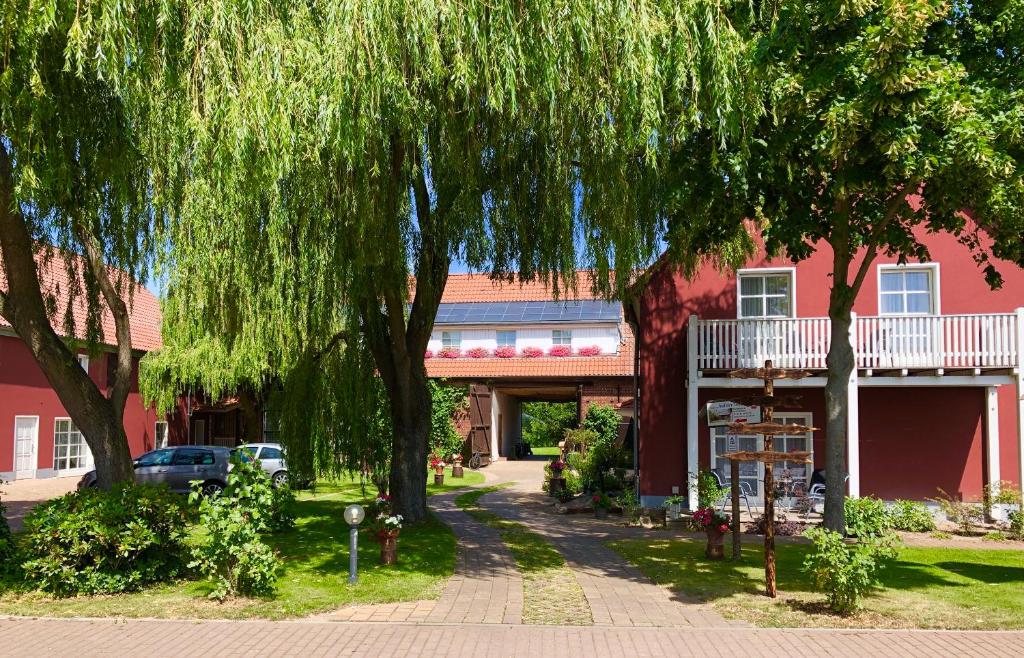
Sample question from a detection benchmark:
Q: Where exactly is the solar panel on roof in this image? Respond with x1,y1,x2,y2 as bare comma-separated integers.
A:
433,300,620,325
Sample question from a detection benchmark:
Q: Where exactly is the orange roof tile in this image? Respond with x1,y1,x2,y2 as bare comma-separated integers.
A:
432,272,612,303
426,322,635,379
1,248,163,352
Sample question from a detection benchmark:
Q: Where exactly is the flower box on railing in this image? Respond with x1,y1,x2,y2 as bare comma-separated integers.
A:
521,346,543,358
548,345,571,357
424,350,434,359
437,347,461,359
466,347,490,358
494,346,517,358
577,345,602,357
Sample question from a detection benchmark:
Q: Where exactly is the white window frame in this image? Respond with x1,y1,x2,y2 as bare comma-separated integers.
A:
52,417,94,474
155,420,169,449
442,331,462,349
552,329,572,346
736,267,797,319
496,330,516,348
77,354,90,372
877,263,940,316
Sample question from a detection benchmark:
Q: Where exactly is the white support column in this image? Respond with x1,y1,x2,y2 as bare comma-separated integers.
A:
847,312,861,498
1015,308,1024,498
686,316,700,510
985,386,1001,490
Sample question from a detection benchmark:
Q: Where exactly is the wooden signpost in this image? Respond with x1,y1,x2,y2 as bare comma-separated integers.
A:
722,360,815,598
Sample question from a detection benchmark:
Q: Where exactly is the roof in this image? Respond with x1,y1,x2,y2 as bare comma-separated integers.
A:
434,300,621,326
436,272,610,303
0,248,163,352
426,321,635,380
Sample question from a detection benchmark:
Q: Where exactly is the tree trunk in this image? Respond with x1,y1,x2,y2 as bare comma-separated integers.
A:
0,144,135,488
386,369,432,522
823,305,854,533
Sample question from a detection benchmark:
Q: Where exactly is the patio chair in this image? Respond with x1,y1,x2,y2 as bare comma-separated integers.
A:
803,470,849,520
710,468,753,517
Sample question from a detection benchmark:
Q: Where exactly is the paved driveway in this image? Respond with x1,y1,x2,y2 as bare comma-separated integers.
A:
2,476,78,531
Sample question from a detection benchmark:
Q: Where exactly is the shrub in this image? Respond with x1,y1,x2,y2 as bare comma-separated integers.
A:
692,470,729,511
0,489,17,575
747,513,806,537
844,496,891,538
494,345,516,358
429,382,467,460
548,345,571,357
577,345,602,356
983,480,1022,520
521,346,543,358
189,455,282,599
466,347,490,358
803,527,899,614
930,488,983,535
20,484,189,596
1007,510,1023,540
437,347,461,358
225,453,296,533
887,500,936,532
582,404,620,446
616,488,641,523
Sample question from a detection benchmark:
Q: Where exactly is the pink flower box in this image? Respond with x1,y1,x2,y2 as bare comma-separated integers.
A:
438,347,461,359
494,346,517,358
577,345,602,357
521,346,543,358
466,347,490,358
548,345,571,357
424,350,434,359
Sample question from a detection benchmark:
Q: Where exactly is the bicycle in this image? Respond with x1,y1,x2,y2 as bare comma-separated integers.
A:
468,452,483,470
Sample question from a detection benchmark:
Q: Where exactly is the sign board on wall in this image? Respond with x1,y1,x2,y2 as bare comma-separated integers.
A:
706,401,762,427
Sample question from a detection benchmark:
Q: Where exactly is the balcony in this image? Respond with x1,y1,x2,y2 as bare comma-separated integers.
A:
691,312,1023,374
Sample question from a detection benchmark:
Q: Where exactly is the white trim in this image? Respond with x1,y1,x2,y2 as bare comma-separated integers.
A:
696,375,1015,388
51,417,94,476
155,420,169,449
1016,308,1024,499
77,353,90,372
736,267,797,319
984,386,1001,497
686,317,700,510
847,313,860,498
13,415,40,479
877,263,941,315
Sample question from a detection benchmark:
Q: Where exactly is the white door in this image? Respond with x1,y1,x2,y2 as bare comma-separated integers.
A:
14,416,40,479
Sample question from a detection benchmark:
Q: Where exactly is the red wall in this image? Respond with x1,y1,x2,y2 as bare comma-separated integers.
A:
0,334,164,475
636,227,1023,500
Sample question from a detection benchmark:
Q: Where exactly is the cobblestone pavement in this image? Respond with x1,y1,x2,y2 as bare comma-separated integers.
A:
318,491,523,625
2,617,1022,657
1,476,78,531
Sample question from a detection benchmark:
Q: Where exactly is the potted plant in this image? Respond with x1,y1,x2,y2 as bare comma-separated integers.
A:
592,492,612,519
451,453,464,478
373,513,404,565
429,456,446,485
692,507,731,559
662,495,687,521
547,459,567,496
494,345,517,358
548,344,571,357
521,346,543,358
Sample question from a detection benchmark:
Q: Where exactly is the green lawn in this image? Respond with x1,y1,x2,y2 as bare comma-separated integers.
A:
610,537,1024,630
531,446,561,457
456,486,591,625
0,473,478,620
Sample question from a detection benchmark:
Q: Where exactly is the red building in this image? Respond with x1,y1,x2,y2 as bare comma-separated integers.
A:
0,254,166,481
633,227,1024,509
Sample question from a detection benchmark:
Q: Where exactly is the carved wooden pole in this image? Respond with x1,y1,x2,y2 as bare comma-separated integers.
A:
762,360,777,598
731,459,741,560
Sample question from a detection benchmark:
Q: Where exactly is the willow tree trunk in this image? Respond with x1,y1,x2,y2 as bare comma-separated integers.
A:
823,306,853,533
386,368,433,522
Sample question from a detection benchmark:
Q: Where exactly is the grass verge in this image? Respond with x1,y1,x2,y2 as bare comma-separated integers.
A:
455,485,591,625
0,476,462,620
531,446,561,457
610,537,1024,629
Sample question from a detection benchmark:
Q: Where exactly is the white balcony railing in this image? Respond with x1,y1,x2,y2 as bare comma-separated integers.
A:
693,312,1022,371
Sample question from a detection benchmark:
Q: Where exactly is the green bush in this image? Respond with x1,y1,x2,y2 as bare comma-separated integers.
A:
522,401,577,447
844,496,891,538
803,527,899,614
887,500,935,532
0,490,17,575
1008,510,1023,540
930,488,983,535
582,404,620,445
20,484,188,596
188,454,284,599
693,470,729,510
429,381,468,459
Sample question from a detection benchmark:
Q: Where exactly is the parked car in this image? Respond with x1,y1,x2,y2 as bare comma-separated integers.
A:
78,446,233,495
235,442,290,487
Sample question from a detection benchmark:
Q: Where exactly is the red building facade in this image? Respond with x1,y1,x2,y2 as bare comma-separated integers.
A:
634,227,1024,508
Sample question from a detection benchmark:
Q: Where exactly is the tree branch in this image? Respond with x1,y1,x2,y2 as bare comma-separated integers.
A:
849,182,918,297
310,329,350,364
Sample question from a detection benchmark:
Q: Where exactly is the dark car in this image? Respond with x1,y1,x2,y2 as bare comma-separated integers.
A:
78,446,233,495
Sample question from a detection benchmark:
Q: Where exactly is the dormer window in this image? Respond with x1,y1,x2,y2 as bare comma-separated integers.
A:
442,331,462,349
496,330,516,347
552,329,572,346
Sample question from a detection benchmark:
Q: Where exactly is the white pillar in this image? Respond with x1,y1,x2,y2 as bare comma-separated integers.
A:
490,388,500,459
686,316,700,510
985,386,1001,490
847,312,861,498
1015,308,1024,497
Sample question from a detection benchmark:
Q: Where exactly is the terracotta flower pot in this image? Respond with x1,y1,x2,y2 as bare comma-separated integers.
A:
549,477,565,496
379,531,399,565
434,473,445,486
452,465,464,478
705,527,725,560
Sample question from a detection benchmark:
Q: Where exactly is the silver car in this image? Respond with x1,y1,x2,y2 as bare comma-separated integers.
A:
236,443,289,487
78,446,232,495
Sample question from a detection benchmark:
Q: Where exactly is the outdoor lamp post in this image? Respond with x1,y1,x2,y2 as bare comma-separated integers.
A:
343,504,365,584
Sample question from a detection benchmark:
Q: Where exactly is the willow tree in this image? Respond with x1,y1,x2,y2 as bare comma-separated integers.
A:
154,0,759,520
0,0,171,487
673,0,1024,532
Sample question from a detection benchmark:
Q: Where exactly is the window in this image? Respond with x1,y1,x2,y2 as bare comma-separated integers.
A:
53,419,93,471
442,331,462,349
738,270,794,318
262,410,280,443
137,448,174,467
770,413,814,485
552,329,572,346
259,446,283,460
496,330,516,348
173,448,215,465
77,354,90,372
155,420,169,449
879,266,936,315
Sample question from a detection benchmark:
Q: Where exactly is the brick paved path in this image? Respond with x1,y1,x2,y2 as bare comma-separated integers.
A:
320,491,522,625
3,617,1022,657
